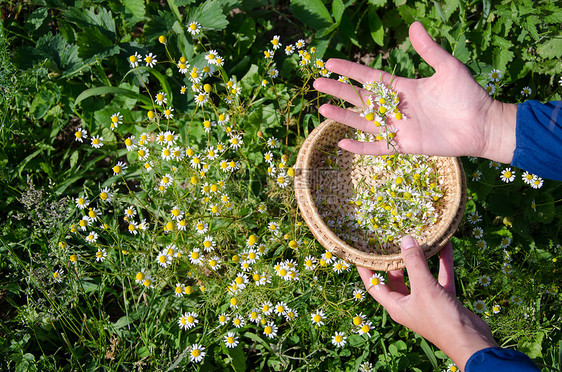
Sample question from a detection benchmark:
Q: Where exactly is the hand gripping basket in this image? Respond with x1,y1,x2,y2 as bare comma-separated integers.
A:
295,117,467,271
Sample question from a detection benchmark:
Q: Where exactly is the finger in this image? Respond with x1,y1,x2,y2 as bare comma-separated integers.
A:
338,138,401,156
357,266,405,312
314,78,373,108
400,236,436,294
409,21,461,73
319,104,378,133
387,270,410,295
325,58,396,86
437,242,456,296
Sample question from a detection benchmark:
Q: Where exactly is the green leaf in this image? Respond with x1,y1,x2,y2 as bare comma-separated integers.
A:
537,37,562,59
65,7,116,38
226,345,246,372
123,0,146,23
143,11,177,41
124,66,173,104
368,6,384,46
290,0,333,31
30,89,56,120
453,33,470,63
76,26,119,60
332,0,345,24
75,86,152,107
188,0,230,30
491,35,514,72
25,7,48,31
518,332,544,359
419,338,438,369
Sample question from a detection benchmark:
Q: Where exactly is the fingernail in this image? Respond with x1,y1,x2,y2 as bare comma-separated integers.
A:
402,235,417,250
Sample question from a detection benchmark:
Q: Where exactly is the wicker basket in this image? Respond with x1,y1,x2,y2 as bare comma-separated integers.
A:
295,117,466,271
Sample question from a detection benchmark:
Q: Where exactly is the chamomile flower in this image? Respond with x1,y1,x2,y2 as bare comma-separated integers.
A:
163,107,174,119
511,295,522,305
492,304,501,314
295,39,305,49
128,52,142,68
144,53,157,67
332,332,347,347
263,321,278,339
188,344,205,363
284,44,294,55
112,161,127,176
489,69,502,82
230,134,243,149
471,170,482,181
74,128,87,142
473,227,484,239
357,320,373,337
189,248,203,265
353,289,365,301
205,50,219,64
500,168,515,183
232,316,245,328
179,312,199,330
484,83,495,95
473,300,487,314
467,211,481,224
195,92,208,106
267,137,278,148
194,220,208,235
53,269,63,283
156,251,172,268
160,173,173,188
311,310,325,326
531,176,544,189
368,273,385,289
135,268,148,284
187,21,201,35
224,332,239,348
500,236,511,249
85,231,98,244
521,86,532,97
276,173,289,188
75,196,89,209
124,136,136,151
124,205,137,218
95,248,107,262
173,283,184,297
303,255,316,270
91,135,103,149
155,92,167,106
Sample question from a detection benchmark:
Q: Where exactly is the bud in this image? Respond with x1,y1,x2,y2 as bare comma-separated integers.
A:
158,35,167,44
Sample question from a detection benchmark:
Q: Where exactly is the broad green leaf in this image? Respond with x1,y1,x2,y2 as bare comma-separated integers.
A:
290,0,333,31
518,332,544,359
491,35,514,72
123,0,146,23
25,7,48,32
226,345,246,372
453,33,470,63
143,11,177,41
75,86,152,107
332,0,345,24
368,6,384,46
30,89,55,120
65,7,116,38
188,0,230,30
76,26,119,60
537,37,562,59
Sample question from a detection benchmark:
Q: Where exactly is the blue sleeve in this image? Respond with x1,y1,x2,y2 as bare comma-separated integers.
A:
465,347,539,372
511,100,562,181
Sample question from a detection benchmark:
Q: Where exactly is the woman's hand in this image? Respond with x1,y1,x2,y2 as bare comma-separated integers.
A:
313,21,517,164
358,236,498,371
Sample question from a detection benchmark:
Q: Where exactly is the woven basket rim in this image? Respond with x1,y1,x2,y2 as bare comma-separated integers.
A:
295,118,467,271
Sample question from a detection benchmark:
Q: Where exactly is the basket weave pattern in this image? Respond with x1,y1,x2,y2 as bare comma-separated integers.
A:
295,119,467,271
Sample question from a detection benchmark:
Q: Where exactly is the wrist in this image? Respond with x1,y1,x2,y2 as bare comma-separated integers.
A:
436,310,498,371
482,100,518,164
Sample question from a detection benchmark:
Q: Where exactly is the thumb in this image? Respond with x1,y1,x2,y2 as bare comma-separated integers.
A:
401,235,435,293
409,21,459,73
